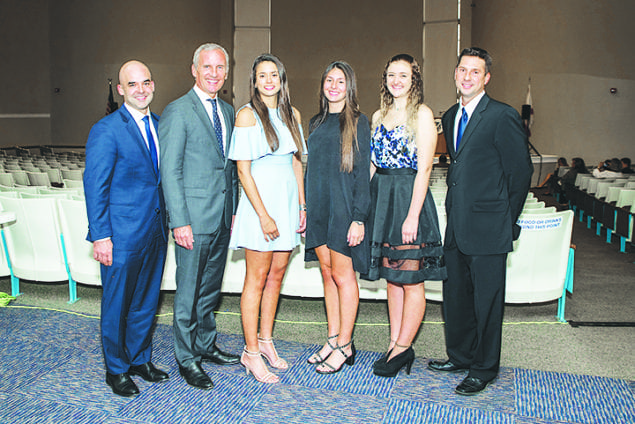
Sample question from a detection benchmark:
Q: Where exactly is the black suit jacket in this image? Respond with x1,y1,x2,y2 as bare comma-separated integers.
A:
442,94,533,256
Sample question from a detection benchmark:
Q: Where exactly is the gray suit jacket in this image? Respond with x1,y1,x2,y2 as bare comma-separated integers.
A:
159,89,237,234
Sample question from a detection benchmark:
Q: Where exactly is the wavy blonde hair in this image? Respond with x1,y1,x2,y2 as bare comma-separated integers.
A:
376,54,424,144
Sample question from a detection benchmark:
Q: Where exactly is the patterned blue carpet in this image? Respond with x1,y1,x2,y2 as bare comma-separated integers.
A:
1,307,634,424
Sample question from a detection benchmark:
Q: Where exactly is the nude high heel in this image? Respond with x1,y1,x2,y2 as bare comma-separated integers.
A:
258,335,288,370
240,347,279,384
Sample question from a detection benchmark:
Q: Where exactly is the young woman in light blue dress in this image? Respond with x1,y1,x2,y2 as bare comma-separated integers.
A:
228,54,306,384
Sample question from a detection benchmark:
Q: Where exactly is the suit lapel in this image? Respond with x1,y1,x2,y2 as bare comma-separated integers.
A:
120,106,158,179
445,104,459,156
187,89,225,160
456,94,490,154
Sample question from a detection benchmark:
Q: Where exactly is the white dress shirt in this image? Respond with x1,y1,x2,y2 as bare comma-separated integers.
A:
454,90,486,151
193,85,227,152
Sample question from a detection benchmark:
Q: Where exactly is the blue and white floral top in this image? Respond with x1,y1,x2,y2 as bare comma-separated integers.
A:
371,124,418,170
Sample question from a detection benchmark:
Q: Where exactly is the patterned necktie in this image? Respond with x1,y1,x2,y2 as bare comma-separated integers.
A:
142,116,159,177
208,98,225,159
456,107,468,151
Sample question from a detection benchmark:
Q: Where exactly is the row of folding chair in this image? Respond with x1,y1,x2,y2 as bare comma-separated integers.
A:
0,169,83,188
0,196,172,303
0,184,83,198
566,175,635,252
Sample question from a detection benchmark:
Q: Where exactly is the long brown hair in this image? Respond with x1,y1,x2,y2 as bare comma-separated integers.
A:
377,54,424,140
310,61,361,173
249,54,303,158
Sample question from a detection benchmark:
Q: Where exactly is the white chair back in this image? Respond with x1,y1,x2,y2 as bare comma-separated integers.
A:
160,234,177,290
596,180,626,199
506,210,574,303
56,199,101,286
7,170,29,185
0,173,15,187
26,171,51,187
579,175,594,191
0,197,67,283
63,179,84,189
616,190,635,208
523,200,546,209
61,169,83,181
522,206,557,214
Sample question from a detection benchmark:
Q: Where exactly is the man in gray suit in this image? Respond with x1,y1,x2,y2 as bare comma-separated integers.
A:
159,43,239,390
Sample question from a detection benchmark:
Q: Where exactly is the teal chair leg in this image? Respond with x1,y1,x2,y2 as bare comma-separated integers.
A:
586,215,592,229
557,247,575,323
606,229,612,244
1,228,21,297
10,275,21,298
596,222,602,236
60,233,79,304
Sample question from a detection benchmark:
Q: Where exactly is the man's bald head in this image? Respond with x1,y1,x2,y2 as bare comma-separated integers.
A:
117,60,155,114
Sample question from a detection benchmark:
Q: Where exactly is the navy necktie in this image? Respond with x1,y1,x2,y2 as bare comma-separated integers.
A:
456,108,468,150
208,98,225,159
142,116,159,177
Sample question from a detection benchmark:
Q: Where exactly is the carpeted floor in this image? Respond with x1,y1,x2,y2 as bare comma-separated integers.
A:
1,189,634,423
1,307,634,424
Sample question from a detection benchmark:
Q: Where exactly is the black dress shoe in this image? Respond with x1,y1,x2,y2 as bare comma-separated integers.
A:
455,376,491,396
178,362,214,390
427,359,468,373
201,346,240,365
106,372,139,397
129,362,169,382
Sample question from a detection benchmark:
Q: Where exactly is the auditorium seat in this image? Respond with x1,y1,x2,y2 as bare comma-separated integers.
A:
0,197,69,298
425,210,575,321
56,199,101,299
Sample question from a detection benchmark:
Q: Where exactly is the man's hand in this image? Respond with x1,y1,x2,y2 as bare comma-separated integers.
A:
174,225,194,250
93,239,113,266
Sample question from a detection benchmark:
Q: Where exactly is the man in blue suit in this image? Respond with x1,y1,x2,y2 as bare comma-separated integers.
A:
159,43,239,390
428,48,533,395
84,60,169,397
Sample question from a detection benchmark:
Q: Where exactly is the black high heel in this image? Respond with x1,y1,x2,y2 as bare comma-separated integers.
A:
307,334,338,365
373,339,396,367
315,340,356,374
373,344,414,377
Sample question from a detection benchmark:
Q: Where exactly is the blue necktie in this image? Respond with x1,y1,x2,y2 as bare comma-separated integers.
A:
208,98,225,159
142,116,159,177
456,108,468,150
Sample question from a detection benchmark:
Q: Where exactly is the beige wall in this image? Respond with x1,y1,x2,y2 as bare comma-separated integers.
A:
0,0,51,145
47,0,233,146
1,0,633,166
271,0,423,131
471,0,635,165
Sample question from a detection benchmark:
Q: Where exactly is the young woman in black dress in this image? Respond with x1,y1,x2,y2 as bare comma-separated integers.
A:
304,61,371,374
365,54,446,377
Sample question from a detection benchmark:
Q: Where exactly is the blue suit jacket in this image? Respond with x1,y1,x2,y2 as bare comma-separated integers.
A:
84,105,167,250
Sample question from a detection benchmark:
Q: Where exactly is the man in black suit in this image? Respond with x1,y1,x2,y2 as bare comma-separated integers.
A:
428,48,533,395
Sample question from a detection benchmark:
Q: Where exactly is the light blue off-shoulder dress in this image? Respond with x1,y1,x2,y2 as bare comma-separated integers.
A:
227,105,305,252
